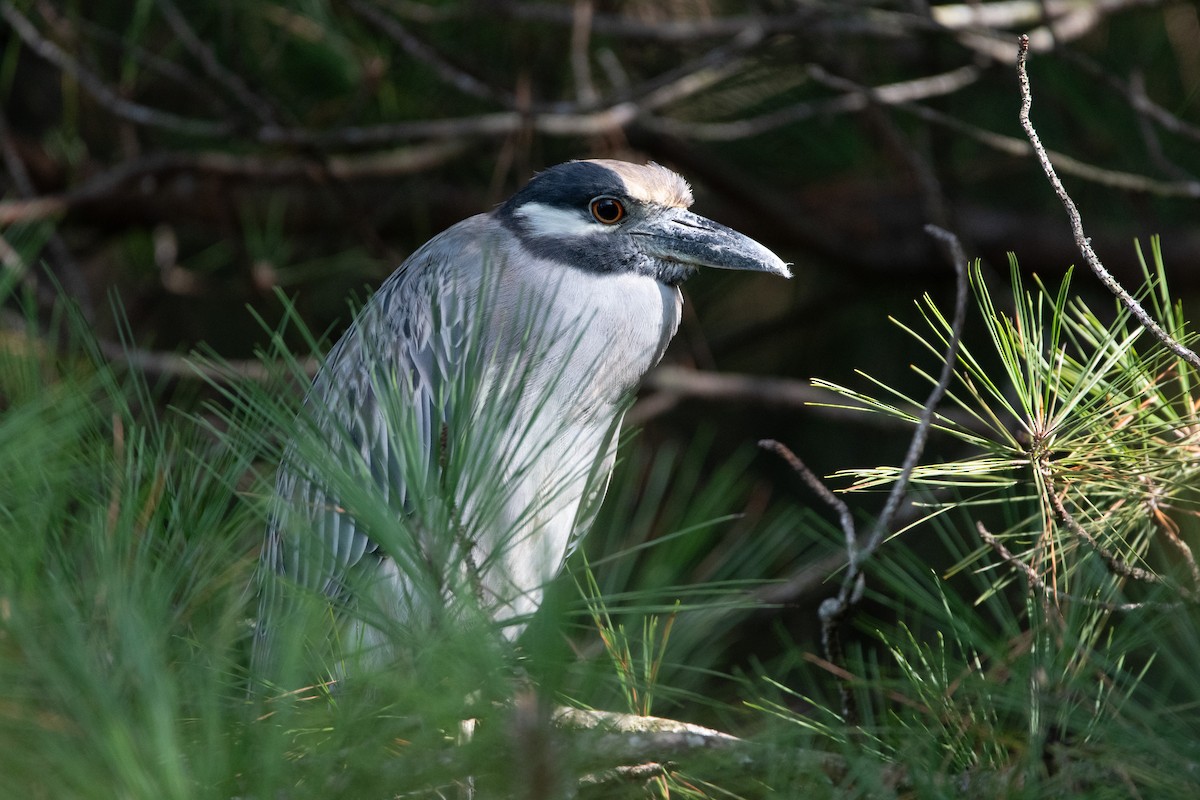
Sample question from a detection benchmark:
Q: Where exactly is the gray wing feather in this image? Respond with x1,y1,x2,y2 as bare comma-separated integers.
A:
256,220,488,665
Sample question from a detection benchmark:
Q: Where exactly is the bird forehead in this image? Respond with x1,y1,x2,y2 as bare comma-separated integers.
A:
584,159,694,208
517,159,693,210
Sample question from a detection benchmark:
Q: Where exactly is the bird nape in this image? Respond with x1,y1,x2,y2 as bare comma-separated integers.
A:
252,159,790,686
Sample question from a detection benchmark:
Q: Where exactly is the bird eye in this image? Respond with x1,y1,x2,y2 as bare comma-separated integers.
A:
589,196,626,225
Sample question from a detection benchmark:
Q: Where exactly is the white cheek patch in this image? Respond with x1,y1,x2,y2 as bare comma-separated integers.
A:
516,202,616,238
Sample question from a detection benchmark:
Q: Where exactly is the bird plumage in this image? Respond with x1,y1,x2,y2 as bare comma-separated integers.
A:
255,159,789,676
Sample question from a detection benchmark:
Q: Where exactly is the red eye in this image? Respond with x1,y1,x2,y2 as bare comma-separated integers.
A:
589,196,626,224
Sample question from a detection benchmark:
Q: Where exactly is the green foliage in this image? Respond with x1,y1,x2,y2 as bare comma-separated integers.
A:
4,242,1200,797
0,276,822,797
785,238,1200,796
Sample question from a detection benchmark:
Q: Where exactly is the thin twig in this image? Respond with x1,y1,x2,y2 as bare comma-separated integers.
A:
1047,488,1163,585
759,439,857,556
977,522,1047,593
760,227,970,720
1016,34,1200,372
976,521,1179,612
861,225,970,562
809,226,970,721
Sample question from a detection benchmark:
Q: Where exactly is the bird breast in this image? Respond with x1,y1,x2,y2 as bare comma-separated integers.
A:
473,256,682,624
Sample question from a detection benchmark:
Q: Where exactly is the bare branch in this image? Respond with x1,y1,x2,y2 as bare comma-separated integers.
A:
0,141,471,225
1016,34,1200,372
759,438,858,557
256,104,639,148
644,65,980,141
977,522,1181,612
860,226,970,562
977,521,1047,593
0,1,234,138
1048,488,1163,585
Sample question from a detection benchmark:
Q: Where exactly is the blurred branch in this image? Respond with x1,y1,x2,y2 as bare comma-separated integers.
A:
553,706,847,792
0,303,317,383
553,707,741,756
634,366,843,421
938,0,1173,63
94,339,319,384
1060,48,1200,145
0,107,93,319
155,0,278,125
493,2,824,41
496,0,1163,43
0,1,235,138
1017,34,1200,372
0,141,471,225
568,0,598,107
630,364,992,432
643,65,980,141
347,0,516,107
810,65,1200,198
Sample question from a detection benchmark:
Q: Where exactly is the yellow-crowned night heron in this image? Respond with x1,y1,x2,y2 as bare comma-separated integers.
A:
255,159,790,676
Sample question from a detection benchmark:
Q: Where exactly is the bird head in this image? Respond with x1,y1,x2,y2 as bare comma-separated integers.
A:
497,160,791,286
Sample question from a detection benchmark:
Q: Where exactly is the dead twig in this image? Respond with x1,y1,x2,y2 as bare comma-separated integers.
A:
1016,34,1200,372
976,521,1181,612
761,226,971,722
1048,488,1163,585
